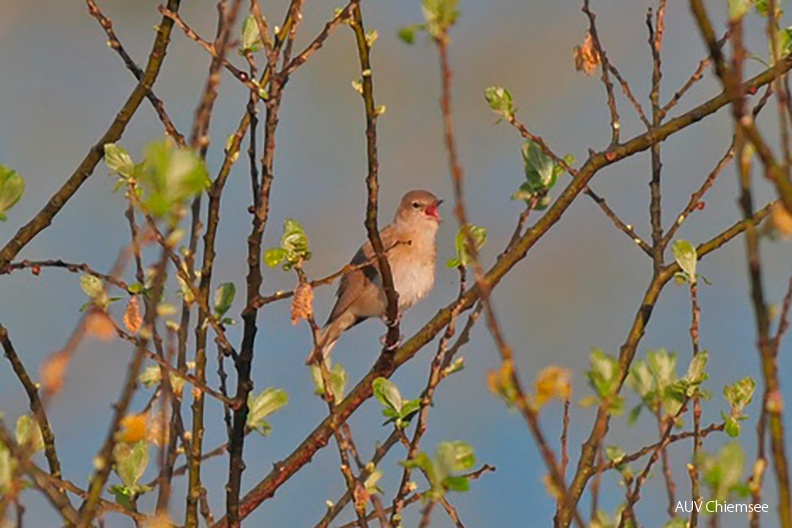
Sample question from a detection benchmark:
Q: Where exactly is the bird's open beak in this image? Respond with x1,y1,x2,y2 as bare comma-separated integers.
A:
425,199,443,221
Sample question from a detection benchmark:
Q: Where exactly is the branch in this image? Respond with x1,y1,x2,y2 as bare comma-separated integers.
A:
0,0,183,268
159,6,260,98
226,0,303,524
1,258,131,292
583,0,621,145
77,236,172,525
0,325,62,478
689,1,792,522
690,0,792,215
349,3,401,358
85,0,186,146
221,55,790,526
434,19,583,527
504,117,651,255
0,423,79,525
556,201,774,527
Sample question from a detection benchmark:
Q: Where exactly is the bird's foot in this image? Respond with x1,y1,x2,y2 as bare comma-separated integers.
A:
381,310,403,327
379,332,403,351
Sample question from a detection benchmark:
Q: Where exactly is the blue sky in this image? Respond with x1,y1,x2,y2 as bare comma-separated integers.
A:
1,0,791,526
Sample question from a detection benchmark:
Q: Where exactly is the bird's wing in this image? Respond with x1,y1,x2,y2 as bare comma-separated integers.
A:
325,226,398,326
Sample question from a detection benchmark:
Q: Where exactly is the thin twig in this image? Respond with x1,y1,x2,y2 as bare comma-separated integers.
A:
349,3,401,361
226,1,302,524
84,0,186,145
77,236,172,526
583,0,621,145
435,16,584,527
159,5,259,97
661,32,729,119
224,56,790,524
1,259,130,291
506,116,651,254
0,325,62,478
0,0,183,269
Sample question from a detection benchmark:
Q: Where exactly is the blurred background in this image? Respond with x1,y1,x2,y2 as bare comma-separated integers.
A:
1,0,791,526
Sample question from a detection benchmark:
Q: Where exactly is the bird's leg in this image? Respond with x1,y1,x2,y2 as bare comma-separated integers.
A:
379,332,403,350
379,311,403,350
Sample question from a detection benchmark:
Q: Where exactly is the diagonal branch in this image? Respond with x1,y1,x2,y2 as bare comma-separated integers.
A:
218,56,791,526
0,0,183,269
0,325,62,479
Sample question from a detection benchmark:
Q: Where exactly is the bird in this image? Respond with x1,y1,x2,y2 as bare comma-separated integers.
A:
307,190,442,364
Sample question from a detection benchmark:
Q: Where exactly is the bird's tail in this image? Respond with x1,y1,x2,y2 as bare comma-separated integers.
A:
305,312,356,365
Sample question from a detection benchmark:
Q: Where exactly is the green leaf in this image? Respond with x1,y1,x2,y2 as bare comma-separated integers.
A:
605,445,626,464
114,441,149,490
364,468,383,494
647,348,677,389
80,274,105,300
522,141,555,191
138,364,188,396
373,377,403,414
436,441,475,474
138,139,211,217
213,282,236,318
103,143,135,179
663,518,690,528
109,484,136,510
421,0,459,37
627,404,643,425
281,218,309,255
398,399,422,428
310,361,348,400
728,0,750,20
246,388,288,436
128,283,144,295
511,141,563,208
686,351,709,385
587,348,620,398
725,416,741,437
330,362,348,400
176,275,195,303
0,165,25,221
626,360,653,399
0,444,13,493
578,395,599,408
442,357,465,377
398,24,423,44
401,452,434,477
450,224,487,268
484,86,514,120
443,475,470,492
672,240,697,283
777,26,792,60
264,247,287,268
224,134,241,164
724,376,756,413
699,443,746,501
240,14,264,52
15,415,44,452
265,219,311,270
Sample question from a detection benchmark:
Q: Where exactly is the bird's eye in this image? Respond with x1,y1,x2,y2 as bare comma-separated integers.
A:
412,201,420,209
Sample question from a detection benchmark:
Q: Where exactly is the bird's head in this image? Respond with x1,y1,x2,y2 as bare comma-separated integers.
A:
395,190,443,230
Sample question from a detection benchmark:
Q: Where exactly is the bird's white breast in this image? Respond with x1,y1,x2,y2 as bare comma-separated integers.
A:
393,258,435,310
388,225,437,311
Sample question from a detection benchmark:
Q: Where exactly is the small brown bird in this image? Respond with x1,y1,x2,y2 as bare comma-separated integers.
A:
308,190,442,363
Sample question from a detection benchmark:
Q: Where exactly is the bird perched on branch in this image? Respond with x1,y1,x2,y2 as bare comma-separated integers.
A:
307,190,442,364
